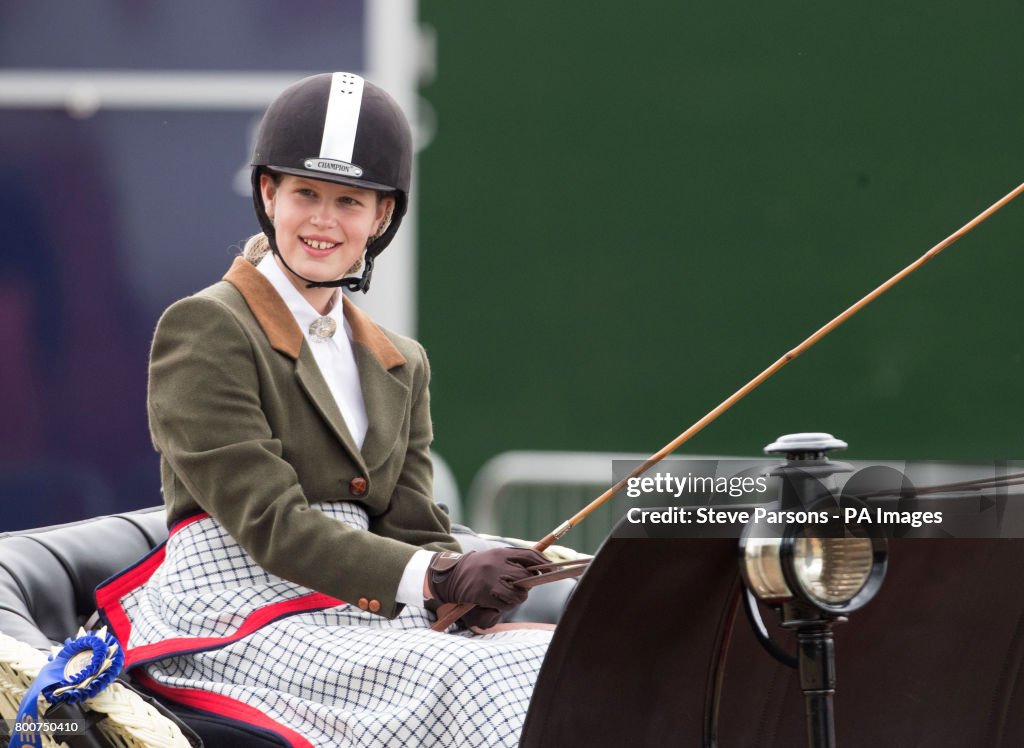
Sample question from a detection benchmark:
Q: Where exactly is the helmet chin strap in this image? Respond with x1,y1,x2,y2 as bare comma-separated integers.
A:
269,243,375,293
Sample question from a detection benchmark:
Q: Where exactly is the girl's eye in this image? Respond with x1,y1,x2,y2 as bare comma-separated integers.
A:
296,188,317,198
339,196,361,207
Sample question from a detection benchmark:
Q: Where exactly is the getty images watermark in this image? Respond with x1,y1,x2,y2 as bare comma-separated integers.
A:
612,459,1024,539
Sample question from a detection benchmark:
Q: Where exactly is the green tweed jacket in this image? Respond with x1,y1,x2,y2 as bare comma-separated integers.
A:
148,256,459,618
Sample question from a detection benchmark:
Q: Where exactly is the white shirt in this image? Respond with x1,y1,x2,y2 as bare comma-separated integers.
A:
257,254,368,448
256,255,433,606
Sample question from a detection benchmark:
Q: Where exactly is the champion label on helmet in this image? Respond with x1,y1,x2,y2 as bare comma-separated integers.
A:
304,158,364,178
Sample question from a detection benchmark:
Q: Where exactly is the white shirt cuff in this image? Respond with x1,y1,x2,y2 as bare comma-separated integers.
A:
396,549,436,607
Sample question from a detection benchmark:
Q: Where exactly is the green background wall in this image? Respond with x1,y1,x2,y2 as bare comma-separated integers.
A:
416,2,1024,498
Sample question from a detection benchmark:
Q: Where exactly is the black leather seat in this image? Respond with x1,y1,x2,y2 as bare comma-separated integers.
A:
0,507,167,650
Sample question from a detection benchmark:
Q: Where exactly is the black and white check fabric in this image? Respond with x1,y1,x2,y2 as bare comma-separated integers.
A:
120,503,551,747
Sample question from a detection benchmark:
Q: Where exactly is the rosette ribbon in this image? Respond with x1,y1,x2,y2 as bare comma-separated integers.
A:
11,626,124,748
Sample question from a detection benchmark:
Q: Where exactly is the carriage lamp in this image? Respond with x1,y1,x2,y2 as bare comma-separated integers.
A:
741,521,886,615
743,432,887,615
738,432,888,748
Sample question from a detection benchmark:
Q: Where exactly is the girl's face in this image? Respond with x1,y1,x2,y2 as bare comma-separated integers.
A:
260,173,392,294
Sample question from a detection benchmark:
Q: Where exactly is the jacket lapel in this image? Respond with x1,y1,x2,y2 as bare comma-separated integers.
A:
224,257,409,474
293,349,368,473
343,298,409,472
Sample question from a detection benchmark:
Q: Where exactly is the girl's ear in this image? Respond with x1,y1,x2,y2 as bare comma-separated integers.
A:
259,173,278,220
374,195,396,238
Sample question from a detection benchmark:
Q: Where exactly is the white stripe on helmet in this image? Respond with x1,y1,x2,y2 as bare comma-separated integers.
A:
319,72,364,162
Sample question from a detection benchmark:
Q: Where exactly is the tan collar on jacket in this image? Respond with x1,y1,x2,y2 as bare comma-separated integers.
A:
223,256,406,370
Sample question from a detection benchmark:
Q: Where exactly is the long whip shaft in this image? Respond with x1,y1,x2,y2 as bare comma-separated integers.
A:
536,181,1024,550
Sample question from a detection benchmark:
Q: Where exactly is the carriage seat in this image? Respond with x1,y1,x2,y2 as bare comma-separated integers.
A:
0,507,168,650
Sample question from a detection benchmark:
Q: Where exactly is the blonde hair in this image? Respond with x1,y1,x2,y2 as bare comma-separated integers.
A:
242,233,272,265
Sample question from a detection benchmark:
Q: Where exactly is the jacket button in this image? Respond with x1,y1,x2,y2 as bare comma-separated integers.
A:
357,597,369,610
349,476,368,496
368,599,381,613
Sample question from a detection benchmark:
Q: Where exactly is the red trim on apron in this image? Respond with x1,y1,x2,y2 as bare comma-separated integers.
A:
120,591,344,667
133,670,315,748
95,511,343,667
95,541,167,650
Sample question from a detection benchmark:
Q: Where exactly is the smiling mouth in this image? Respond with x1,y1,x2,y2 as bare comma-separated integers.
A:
302,238,339,251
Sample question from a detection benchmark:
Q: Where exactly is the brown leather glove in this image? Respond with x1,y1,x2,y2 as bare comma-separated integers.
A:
427,548,548,629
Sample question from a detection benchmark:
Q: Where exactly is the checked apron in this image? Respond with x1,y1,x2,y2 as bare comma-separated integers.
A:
96,502,552,748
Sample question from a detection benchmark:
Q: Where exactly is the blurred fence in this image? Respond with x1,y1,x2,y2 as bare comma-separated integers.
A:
467,451,670,554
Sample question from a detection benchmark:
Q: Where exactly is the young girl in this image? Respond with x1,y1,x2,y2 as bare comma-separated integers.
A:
98,72,553,747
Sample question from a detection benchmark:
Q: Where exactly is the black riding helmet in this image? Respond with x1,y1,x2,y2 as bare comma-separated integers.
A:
250,72,413,293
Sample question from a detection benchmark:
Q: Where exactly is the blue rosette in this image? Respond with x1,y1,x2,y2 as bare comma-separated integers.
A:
10,626,124,748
